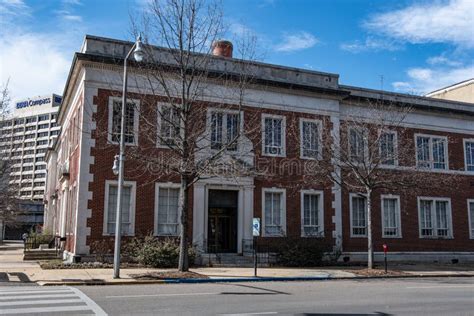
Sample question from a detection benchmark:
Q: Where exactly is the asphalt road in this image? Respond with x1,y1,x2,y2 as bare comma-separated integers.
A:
76,277,474,316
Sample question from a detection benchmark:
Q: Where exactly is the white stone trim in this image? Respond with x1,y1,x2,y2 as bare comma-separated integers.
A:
102,180,136,236
299,118,323,160
380,194,402,239
107,96,140,146
261,113,286,157
467,199,474,240
349,193,367,238
154,182,181,236
330,115,342,249
300,189,324,237
262,187,286,237
417,196,453,239
463,138,474,173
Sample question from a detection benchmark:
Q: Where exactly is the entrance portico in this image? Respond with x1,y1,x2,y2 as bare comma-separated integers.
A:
192,177,254,254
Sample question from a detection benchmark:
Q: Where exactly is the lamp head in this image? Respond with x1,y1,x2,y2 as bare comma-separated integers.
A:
133,35,145,62
112,154,120,175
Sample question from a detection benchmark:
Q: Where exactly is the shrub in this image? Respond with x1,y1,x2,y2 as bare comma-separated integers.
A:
123,235,195,268
274,238,331,267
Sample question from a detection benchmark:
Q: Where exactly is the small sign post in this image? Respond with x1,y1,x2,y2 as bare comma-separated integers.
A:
252,218,260,277
383,244,388,273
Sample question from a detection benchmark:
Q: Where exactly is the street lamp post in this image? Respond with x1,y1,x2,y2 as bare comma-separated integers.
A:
112,35,144,279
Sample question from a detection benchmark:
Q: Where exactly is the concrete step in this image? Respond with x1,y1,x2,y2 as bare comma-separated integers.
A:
198,253,269,267
23,250,62,261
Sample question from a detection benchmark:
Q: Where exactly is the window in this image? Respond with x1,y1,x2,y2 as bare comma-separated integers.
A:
35,165,46,170
158,104,180,146
26,126,35,131
300,119,321,159
416,135,448,170
262,115,285,156
301,190,324,237
349,128,367,163
50,130,60,136
38,115,49,122
37,132,48,138
22,166,33,171
209,110,239,151
23,158,34,163
14,118,24,125
468,200,474,239
418,197,452,238
464,140,474,172
154,184,180,236
37,140,48,146
38,123,49,130
25,134,34,139
34,173,45,178
381,195,401,238
26,117,36,124
103,181,136,235
35,156,44,162
36,148,47,154
263,188,286,236
350,194,367,237
380,131,397,165
108,98,139,145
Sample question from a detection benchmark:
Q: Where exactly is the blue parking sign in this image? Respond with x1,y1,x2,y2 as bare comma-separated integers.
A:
253,218,260,236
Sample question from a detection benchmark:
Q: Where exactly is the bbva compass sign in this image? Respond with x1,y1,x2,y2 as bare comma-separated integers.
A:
15,95,62,109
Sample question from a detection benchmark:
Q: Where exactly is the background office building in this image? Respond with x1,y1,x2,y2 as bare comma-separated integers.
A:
0,94,61,239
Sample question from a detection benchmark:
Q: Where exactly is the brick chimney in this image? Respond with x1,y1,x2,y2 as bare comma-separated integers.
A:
211,40,233,58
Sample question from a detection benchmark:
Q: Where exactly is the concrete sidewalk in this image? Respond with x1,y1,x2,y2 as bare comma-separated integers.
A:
1,241,473,286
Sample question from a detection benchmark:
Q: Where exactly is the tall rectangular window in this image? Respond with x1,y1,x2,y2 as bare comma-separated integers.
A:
464,140,474,171
263,115,285,156
159,105,180,146
381,196,401,237
109,98,138,145
263,189,286,236
104,182,135,236
418,198,452,238
416,135,448,170
301,191,324,237
156,187,180,236
349,128,367,163
380,131,397,165
300,119,321,159
210,111,239,151
468,200,474,239
350,194,367,237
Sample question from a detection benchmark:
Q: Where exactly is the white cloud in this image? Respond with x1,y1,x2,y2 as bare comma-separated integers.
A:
426,55,462,67
392,64,474,95
364,0,474,48
340,37,402,53
0,0,30,20
275,31,318,52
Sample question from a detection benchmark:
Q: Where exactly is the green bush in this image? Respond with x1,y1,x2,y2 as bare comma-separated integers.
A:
275,238,331,267
123,235,195,268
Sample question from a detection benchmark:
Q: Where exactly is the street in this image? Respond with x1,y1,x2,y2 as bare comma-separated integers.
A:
74,277,473,316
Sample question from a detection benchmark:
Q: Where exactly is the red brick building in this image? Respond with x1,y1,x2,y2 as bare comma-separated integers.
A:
44,35,474,263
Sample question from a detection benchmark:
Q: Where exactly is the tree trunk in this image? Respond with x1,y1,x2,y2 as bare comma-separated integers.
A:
178,176,189,272
366,188,373,269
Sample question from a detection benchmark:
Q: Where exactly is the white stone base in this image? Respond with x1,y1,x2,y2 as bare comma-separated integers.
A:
342,251,474,263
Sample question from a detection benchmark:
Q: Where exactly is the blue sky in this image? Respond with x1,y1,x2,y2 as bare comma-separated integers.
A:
1,0,473,102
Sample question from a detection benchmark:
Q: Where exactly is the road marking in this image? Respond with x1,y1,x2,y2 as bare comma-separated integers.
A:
106,292,219,299
0,286,107,315
0,293,78,300
0,298,83,306
407,285,474,289
0,305,93,315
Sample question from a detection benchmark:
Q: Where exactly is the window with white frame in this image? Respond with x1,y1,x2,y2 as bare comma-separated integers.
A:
263,189,286,236
350,194,367,237
301,191,324,237
349,128,367,163
468,199,474,239
464,140,474,172
380,131,397,165
155,185,180,236
104,181,135,235
416,135,448,170
381,195,401,238
158,104,180,146
108,98,139,145
418,198,452,238
262,115,285,156
300,119,321,159
210,111,239,151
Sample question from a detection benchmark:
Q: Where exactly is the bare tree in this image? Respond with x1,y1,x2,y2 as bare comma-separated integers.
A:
0,81,22,241
316,98,458,269
115,0,260,271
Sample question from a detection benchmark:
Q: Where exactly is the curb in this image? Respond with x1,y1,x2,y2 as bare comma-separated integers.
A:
36,273,474,286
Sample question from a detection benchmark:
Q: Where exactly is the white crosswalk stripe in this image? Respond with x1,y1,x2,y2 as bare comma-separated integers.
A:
0,286,107,315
